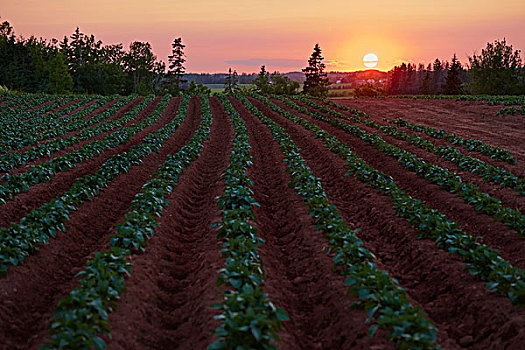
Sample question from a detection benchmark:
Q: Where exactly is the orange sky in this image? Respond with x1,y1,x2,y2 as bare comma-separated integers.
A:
2,0,525,73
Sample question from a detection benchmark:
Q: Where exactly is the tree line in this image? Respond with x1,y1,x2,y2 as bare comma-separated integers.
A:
386,39,525,96
0,19,187,95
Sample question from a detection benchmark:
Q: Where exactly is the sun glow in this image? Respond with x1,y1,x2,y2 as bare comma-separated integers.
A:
335,35,408,71
363,53,378,68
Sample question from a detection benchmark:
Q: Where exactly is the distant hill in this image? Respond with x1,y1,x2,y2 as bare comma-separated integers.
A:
184,70,387,86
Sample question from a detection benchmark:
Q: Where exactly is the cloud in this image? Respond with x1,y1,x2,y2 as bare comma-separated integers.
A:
224,58,305,67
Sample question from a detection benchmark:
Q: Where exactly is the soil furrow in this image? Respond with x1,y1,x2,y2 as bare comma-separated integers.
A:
106,97,231,350
0,97,204,350
299,100,525,206
249,97,525,349
231,98,396,350
274,99,525,270
336,98,525,163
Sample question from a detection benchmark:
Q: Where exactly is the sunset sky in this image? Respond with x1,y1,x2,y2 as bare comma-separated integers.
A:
2,0,525,73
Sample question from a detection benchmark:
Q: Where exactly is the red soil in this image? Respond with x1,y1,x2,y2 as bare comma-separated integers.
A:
249,97,525,349
285,99,525,269
231,97,396,349
0,97,161,228
106,97,232,350
0,96,523,350
335,98,525,172
0,97,208,349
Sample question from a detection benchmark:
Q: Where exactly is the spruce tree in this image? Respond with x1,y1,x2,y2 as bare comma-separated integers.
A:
302,43,330,98
253,65,271,94
432,58,443,94
166,37,186,95
443,54,463,95
224,67,239,94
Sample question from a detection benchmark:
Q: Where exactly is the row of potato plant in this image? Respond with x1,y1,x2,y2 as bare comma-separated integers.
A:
0,97,134,173
498,105,525,116
300,99,523,194
208,95,288,350
372,121,524,194
1,98,127,156
40,96,212,350
1,97,91,135
0,97,157,203
280,96,525,235
390,94,525,106
0,97,103,153
304,97,515,164
388,117,515,163
0,95,76,128
243,96,441,349
253,94,525,307
0,96,183,275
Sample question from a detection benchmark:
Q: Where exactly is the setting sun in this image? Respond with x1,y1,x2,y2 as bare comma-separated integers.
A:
363,53,378,68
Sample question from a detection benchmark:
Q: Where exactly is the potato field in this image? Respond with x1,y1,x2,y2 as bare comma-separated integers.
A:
0,93,524,349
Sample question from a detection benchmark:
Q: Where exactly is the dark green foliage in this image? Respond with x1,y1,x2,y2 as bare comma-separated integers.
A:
124,41,158,95
252,65,271,94
224,68,239,94
186,80,211,96
61,28,126,95
209,95,288,350
41,96,207,349
443,54,463,95
164,37,186,95
354,82,385,97
0,21,73,93
253,65,299,95
280,96,525,306
302,44,330,98
469,38,524,95
247,95,441,349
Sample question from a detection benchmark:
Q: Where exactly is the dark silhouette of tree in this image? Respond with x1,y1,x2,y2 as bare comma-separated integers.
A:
152,61,166,95
302,43,330,97
443,54,463,95
270,73,300,95
224,68,239,94
166,37,186,95
0,20,72,93
253,65,271,94
125,41,156,94
469,38,524,95
432,59,443,94
421,69,432,94
387,63,408,94
186,80,211,96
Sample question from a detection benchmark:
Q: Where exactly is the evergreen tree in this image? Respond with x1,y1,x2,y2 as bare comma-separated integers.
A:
302,43,330,97
186,80,212,96
125,41,156,94
432,59,443,94
224,68,239,94
152,61,166,96
253,65,271,94
443,54,463,95
166,37,186,95
469,38,524,95
270,72,300,95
